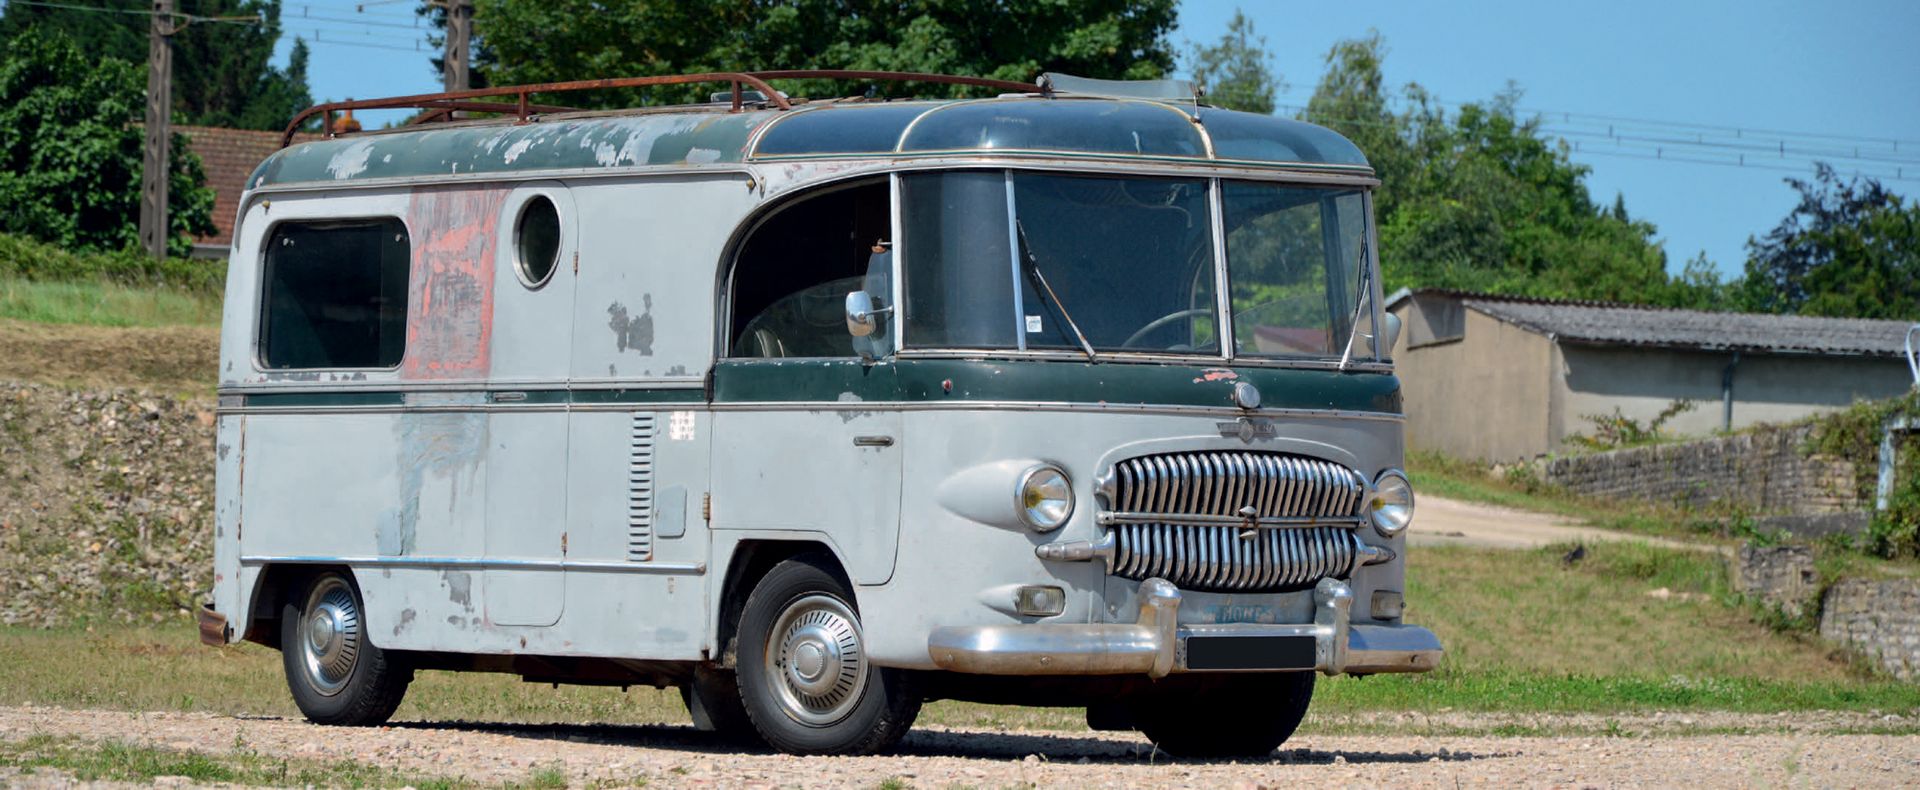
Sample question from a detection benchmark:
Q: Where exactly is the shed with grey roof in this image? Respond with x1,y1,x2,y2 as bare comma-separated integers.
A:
1385,289,1914,461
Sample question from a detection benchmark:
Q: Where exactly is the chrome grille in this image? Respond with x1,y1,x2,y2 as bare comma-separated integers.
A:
1103,451,1366,593
1110,524,1360,592
1109,451,1365,521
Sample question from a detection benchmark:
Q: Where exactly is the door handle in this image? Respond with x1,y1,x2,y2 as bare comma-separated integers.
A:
853,435,894,447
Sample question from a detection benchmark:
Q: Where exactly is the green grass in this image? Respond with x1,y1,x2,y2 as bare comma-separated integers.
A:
0,277,221,327
0,735,469,788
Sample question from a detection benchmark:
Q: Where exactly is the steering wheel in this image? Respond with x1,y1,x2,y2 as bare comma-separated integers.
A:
1122,307,1213,348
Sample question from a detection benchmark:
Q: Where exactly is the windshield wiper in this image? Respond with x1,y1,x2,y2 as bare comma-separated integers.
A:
1337,235,1373,372
1015,220,1097,361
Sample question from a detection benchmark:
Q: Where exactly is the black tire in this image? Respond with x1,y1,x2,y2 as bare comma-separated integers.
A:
681,665,761,745
279,571,412,726
734,555,920,755
1133,671,1315,759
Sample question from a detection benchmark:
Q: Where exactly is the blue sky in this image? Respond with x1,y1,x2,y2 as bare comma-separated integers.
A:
279,0,1919,277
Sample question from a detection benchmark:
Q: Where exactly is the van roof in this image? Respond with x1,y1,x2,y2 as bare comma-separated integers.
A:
251,90,1370,190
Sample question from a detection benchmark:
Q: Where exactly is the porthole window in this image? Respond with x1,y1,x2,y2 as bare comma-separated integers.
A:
514,195,561,288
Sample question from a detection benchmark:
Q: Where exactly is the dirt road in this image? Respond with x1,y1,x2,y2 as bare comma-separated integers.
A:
1409,495,1702,551
4,707,1916,788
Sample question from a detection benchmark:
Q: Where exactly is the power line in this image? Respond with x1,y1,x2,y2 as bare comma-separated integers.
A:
3,0,260,26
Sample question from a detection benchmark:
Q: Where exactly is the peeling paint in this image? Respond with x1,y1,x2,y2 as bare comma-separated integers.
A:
216,443,231,460
393,608,416,637
378,410,485,557
443,570,473,609
606,294,655,355
1195,368,1239,383
501,139,534,164
325,140,376,180
404,186,504,380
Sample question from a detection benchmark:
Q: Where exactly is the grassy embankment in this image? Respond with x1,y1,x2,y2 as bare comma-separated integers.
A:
0,233,221,328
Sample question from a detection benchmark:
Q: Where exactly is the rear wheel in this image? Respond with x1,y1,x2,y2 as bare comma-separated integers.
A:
734,556,920,755
280,572,412,726
1133,672,1315,759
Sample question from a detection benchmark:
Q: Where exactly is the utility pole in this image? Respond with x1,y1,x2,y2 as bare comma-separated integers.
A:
444,0,473,93
138,0,177,259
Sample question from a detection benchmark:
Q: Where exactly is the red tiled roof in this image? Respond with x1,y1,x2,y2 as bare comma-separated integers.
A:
179,126,319,245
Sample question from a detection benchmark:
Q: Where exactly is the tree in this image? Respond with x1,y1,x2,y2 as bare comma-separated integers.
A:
454,0,1178,107
0,28,215,256
1738,164,1920,320
1302,33,1675,304
0,0,312,131
1187,9,1279,114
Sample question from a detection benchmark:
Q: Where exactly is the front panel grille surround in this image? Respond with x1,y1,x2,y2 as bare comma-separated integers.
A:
1102,450,1367,593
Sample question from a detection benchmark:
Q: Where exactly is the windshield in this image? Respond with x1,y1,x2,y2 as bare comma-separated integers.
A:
901,171,1218,353
1221,182,1370,358
898,171,1373,360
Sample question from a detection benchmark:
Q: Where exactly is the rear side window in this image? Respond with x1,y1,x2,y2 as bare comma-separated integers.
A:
260,219,411,369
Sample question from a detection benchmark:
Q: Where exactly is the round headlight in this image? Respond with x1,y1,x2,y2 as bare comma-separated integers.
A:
1368,469,1414,537
1017,465,1074,532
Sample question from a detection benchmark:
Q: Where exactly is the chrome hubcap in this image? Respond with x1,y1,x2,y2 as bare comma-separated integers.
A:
765,594,866,726
299,577,360,696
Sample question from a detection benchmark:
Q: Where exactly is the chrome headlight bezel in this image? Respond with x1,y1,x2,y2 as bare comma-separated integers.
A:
1368,468,1415,538
1016,464,1074,532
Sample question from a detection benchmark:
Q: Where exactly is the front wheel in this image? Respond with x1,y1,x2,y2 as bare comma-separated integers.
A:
1133,671,1315,759
734,556,920,755
280,571,412,726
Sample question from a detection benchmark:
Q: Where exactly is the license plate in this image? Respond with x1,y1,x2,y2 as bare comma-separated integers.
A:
1184,635,1317,670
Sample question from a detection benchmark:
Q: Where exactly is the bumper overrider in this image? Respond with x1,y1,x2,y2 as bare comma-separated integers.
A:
927,577,1441,677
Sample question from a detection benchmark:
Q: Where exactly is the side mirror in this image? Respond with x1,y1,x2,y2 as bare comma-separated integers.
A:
1379,312,1402,356
845,290,892,338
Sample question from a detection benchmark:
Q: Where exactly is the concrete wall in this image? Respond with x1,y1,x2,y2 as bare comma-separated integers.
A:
1391,303,1554,461
1539,424,1862,514
1554,344,1912,443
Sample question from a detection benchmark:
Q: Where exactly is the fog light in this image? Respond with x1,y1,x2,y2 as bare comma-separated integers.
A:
1014,585,1066,617
1371,589,1405,620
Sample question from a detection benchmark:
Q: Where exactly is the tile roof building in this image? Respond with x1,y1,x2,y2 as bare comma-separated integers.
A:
1386,289,1915,461
179,126,319,255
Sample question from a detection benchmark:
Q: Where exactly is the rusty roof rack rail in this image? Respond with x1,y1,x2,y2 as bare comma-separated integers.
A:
281,70,1043,147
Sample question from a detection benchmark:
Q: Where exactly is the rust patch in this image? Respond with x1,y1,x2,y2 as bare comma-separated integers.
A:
1194,368,1239,383
404,186,506,380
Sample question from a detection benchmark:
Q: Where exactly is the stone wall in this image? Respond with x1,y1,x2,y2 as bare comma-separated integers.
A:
1540,425,1860,515
1734,544,1818,614
1820,579,1920,681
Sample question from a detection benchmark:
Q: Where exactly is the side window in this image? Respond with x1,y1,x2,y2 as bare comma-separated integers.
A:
260,218,411,369
728,180,892,358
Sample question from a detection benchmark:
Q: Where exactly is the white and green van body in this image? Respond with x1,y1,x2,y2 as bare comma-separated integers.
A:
204,82,1440,756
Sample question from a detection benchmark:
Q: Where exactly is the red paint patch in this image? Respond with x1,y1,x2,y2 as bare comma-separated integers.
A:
404,186,505,380
1194,369,1239,383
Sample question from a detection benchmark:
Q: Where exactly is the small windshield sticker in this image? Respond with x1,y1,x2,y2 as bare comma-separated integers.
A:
668,411,696,441
1025,315,1043,333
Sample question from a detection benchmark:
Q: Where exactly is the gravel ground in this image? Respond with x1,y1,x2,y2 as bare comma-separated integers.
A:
4,706,1919,788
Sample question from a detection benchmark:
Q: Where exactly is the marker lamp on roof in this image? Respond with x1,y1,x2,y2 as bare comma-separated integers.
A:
1369,470,1414,538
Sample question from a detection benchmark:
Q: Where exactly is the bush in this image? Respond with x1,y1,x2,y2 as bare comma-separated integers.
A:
0,233,222,293
1805,392,1920,559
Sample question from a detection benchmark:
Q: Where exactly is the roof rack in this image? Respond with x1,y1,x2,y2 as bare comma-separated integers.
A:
281,70,1043,147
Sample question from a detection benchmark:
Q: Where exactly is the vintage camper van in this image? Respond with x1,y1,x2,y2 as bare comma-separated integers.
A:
201,71,1441,757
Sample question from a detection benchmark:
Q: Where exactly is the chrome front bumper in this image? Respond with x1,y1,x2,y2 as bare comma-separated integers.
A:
927,578,1441,678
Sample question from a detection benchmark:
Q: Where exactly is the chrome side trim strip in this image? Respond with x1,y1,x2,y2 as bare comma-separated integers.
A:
218,400,1406,421
239,555,706,574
